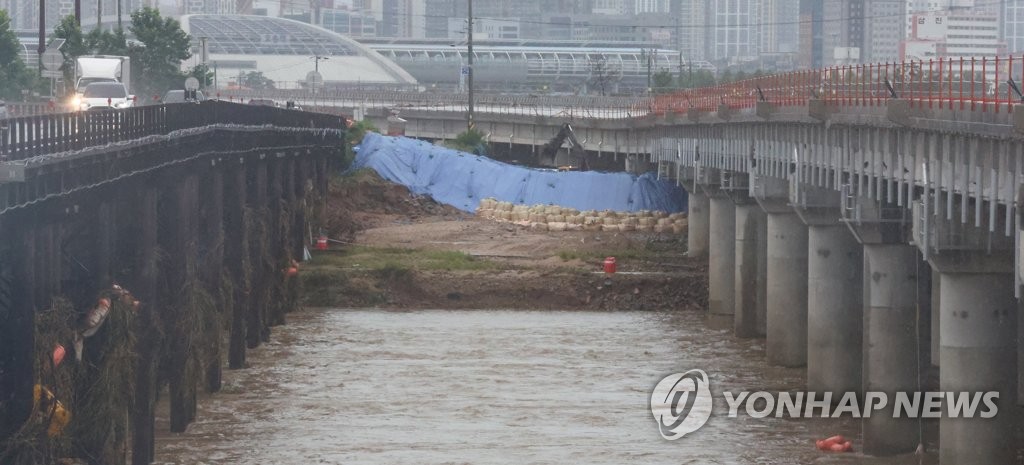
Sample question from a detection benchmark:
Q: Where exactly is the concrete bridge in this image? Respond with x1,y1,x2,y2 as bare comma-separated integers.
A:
3,55,1024,464
0,101,343,464
239,57,1024,464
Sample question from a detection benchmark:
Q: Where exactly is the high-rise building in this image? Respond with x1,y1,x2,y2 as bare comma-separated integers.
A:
760,0,800,54
634,0,669,14
593,0,630,15
1004,1,1024,52
378,0,424,37
902,8,1004,61
862,0,903,63
673,0,706,61
704,0,760,62
798,0,824,67
424,0,454,38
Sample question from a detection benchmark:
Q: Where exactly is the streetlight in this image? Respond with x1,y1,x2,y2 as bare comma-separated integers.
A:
466,0,474,131
312,55,329,73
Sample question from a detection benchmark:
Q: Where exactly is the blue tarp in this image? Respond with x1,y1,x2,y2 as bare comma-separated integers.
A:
350,132,688,214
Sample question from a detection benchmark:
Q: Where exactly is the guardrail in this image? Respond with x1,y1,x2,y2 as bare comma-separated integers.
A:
652,55,1024,115
7,102,61,117
214,90,652,120
0,100,344,162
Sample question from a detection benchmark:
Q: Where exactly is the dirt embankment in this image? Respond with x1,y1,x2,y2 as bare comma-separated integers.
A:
305,171,707,311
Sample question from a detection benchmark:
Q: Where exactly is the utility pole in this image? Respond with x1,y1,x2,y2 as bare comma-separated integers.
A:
97,0,101,30
466,0,474,131
75,0,81,25
38,0,45,66
312,55,328,74
117,0,122,29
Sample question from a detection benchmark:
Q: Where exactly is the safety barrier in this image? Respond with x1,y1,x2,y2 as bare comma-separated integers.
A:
213,90,651,120
0,100,344,161
652,55,1024,115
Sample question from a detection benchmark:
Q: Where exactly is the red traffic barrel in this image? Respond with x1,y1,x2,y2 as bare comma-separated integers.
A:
603,257,616,274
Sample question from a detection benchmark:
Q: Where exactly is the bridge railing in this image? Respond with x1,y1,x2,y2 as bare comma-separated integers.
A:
213,90,652,120
0,100,344,162
652,54,1024,115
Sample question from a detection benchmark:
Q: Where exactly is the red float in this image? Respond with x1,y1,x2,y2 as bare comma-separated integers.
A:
603,257,616,274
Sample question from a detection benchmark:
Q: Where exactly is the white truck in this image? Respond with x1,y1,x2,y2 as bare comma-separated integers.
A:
74,55,131,95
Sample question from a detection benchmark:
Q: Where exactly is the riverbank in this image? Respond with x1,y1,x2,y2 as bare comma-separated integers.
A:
302,170,707,312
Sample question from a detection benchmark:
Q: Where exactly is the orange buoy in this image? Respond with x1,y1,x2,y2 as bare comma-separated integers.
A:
286,266,299,277
816,435,853,453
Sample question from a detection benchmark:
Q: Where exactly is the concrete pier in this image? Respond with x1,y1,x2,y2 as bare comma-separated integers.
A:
806,224,862,394
931,269,940,367
687,191,710,259
862,244,919,456
734,203,765,338
708,196,736,328
939,272,1017,465
765,212,808,367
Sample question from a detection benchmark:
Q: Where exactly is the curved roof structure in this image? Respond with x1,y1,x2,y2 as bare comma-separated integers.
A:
361,39,715,93
180,15,417,88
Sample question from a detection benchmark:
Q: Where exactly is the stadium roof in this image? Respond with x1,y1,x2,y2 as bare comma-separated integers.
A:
180,15,417,87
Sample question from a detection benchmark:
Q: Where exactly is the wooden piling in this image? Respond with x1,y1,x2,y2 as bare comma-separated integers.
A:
0,215,36,442
247,160,269,348
201,163,226,393
166,174,199,433
226,163,249,370
131,186,159,465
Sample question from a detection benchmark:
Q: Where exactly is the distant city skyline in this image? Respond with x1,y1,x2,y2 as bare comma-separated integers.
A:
2,0,1023,71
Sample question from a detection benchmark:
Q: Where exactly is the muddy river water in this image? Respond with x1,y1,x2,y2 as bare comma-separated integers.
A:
155,309,937,464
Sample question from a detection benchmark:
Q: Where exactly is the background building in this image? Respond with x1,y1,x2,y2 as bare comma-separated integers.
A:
901,8,1004,60
179,14,418,89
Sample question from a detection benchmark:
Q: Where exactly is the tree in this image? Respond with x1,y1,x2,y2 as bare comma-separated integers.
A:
188,63,214,89
588,56,617,96
0,9,34,100
53,15,88,82
652,69,674,94
88,28,129,56
241,71,275,90
129,7,191,96
678,69,715,89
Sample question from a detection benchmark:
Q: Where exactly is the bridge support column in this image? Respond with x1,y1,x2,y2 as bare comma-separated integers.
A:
132,187,159,465
938,271,1017,465
708,195,735,328
201,165,225,393
226,163,249,370
168,175,199,433
268,158,286,328
247,160,269,348
687,191,710,259
0,217,36,441
734,203,765,338
806,224,862,394
765,211,808,367
862,243,919,456
931,269,941,367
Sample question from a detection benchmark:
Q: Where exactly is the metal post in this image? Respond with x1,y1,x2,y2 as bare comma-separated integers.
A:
37,0,45,66
97,0,101,30
75,0,81,25
117,0,122,29
467,0,474,131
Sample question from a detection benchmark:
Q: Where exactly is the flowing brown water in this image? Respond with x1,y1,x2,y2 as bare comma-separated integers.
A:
154,309,938,464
